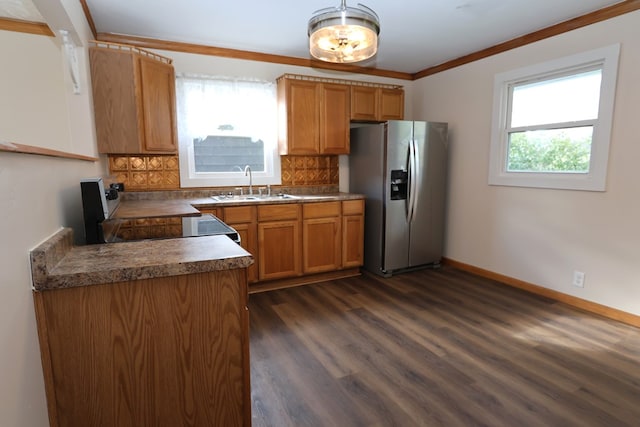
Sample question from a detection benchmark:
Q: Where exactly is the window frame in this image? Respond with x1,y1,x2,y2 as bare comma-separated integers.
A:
175,75,281,188
488,44,620,191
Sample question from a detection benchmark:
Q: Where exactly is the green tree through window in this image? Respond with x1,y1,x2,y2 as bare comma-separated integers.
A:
507,128,591,173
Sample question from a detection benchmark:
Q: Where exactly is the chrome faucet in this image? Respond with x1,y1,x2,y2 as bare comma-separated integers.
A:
244,165,253,195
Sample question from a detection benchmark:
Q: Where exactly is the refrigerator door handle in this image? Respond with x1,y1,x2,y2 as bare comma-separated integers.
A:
407,139,417,223
412,138,421,223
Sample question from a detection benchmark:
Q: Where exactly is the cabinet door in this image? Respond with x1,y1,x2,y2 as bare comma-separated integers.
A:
258,220,301,280
90,47,142,154
320,83,350,154
224,206,259,284
379,88,405,121
280,79,319,155
230,222,259,283
303,217,341,273
139,56,178,153
342,214,364,267
342,200,365,267
350,86,378,121
198,207,222,219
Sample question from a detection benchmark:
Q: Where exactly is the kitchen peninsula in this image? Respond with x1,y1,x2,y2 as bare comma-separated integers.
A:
30,227,253,427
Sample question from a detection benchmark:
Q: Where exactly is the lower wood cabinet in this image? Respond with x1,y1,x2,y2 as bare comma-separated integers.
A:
342,200,365,267
33,269,251,427
257,204,302,281
222,206,259,284
199,199,364,287
303,202,341,273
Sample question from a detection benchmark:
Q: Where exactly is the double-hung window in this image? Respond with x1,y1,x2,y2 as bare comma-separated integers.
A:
175,74,280,188
488,44,620,191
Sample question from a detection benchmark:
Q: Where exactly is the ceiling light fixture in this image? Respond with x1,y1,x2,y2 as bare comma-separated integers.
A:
308,0,380,64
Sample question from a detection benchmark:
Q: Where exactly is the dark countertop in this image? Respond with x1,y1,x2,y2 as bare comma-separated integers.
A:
30,228,253,291
30,192,362,291
112,199,202,219
113,192,365,219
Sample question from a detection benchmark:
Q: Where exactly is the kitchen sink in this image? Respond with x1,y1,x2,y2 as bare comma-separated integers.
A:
210,193,301,202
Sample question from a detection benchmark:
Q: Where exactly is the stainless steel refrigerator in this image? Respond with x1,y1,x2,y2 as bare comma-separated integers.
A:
349,120,448,277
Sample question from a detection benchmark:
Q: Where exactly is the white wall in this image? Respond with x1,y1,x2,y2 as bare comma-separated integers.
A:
410,11,640,316
0,2,104,425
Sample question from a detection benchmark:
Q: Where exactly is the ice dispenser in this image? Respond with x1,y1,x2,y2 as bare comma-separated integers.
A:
390,169,408,200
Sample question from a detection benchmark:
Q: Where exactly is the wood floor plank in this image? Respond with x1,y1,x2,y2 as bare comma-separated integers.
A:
249,267,640,426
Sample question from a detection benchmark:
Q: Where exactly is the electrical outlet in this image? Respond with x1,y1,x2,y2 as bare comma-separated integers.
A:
572,270,585,287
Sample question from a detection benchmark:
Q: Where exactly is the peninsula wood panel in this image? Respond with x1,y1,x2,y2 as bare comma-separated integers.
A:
33,270,250,427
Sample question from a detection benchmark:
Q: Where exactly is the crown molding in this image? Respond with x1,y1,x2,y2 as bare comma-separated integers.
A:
0,17,52,36
96,33,414,81
413,0,640,79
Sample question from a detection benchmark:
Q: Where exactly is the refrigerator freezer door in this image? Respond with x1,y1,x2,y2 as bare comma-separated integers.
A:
383,120,413,272
408,122,448,267
349,124,386,274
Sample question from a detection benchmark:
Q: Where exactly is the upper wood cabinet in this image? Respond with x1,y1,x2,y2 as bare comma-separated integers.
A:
89,43,178,154
277,77,350,155
350,86,405,122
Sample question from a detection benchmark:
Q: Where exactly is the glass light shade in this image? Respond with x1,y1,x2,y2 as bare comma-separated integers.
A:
308,2,380,63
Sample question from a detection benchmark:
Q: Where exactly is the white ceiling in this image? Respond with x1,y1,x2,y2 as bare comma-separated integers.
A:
9,0,628,75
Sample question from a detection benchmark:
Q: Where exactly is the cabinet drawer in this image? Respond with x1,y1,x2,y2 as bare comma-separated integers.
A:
342,199,364,215
303,201,341,219
224,206,256,223
198,207,221,219
258,204,300,221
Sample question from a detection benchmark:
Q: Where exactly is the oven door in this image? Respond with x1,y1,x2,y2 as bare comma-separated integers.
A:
102,214,240,244
182,215,241,244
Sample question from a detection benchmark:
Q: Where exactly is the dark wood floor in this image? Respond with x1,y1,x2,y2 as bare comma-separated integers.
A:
248,267,640,427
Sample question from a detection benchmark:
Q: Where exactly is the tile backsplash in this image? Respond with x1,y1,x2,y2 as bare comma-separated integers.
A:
109,155,180,191
108,154,339,191
281,155,339,186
